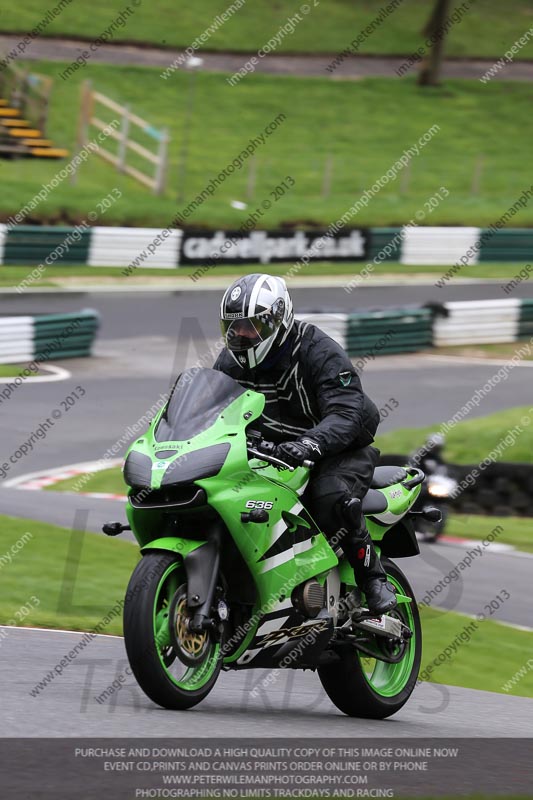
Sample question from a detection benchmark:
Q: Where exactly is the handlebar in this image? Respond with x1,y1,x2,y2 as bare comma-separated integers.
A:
246,437,315,472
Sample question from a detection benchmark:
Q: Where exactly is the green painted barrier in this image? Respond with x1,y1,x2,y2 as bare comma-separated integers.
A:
478,229,533,262
346,308,433,357
32,309,99,362
367,227,403,262
518,299,533,337
3,226,91,266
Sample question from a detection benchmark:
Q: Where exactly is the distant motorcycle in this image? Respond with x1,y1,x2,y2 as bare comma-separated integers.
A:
409,434,457,543
414,469,458,542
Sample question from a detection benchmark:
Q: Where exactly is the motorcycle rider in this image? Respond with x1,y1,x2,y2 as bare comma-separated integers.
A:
214,273,397,614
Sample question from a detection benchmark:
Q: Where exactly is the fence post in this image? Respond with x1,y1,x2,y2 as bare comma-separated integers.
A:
71,80,92,185
400,159,411,195
321,154,333,198
154,128,169,195
78,80,92,149
471,154,484,196
246,156,257,201
118,106,130,173
39,75,52,136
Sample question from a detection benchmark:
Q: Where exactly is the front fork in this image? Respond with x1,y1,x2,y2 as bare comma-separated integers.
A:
184,523,223,633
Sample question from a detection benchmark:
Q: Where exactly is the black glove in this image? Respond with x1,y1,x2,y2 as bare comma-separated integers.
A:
275,437,322,468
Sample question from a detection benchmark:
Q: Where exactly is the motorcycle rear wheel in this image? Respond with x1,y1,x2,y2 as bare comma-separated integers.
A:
318,559,421,719
123,552,222,710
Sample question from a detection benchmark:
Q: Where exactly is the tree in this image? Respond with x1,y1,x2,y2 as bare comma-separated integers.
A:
418,0,453,86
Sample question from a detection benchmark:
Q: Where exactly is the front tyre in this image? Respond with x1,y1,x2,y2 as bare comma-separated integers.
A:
318,559,421,719
123,552,222,710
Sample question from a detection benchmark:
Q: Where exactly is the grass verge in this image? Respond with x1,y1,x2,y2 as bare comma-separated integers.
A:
0,364,35,378
0,515,138,635
0,364,54,377
0,514,531,697
44,466,126,495
446,514,532,553
2,61,533,228
429,342,533,360
0,262,529,288
3,0,533,57
420,604,533,697
375,405,533,463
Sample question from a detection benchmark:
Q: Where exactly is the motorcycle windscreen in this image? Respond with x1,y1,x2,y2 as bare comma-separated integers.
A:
155,367,248,442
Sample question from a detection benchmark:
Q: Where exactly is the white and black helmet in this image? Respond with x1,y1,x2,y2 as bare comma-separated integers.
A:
220,273,294,369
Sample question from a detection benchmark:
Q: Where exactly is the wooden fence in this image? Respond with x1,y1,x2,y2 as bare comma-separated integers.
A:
78,80,169,195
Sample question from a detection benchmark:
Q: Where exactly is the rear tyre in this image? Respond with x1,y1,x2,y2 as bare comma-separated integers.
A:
123,552,222,710
318,559,421,719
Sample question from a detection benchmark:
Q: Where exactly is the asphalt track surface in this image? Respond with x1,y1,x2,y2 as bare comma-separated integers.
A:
2,33,533,82
2,626,533,737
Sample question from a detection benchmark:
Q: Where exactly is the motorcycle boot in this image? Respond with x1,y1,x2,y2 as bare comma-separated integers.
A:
340,498,397,615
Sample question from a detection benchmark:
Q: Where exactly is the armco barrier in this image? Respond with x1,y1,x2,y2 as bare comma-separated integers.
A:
302,299,532,356
298,307,434,357
0,309,99,364
367,228,402,262
379,455,533,517
400,227,480,266
478,229,533,262
88,227,182,268
0,224,7,264
0,224,531,267
450,462,533,517
296,314,347,347
346,308,433,356
433,299,521,346
519,299,533,338
3,226,91,265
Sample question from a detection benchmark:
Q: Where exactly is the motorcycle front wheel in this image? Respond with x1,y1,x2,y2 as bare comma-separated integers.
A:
318,559,421,719
123,552,222,710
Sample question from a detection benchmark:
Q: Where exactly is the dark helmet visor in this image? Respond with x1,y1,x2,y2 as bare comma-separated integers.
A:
221,305,283,352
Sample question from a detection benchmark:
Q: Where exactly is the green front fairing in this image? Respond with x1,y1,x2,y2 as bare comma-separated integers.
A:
127,386,263,493
125,386,266,546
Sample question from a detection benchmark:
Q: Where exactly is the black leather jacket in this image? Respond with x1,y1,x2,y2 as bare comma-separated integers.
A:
213,320,380,458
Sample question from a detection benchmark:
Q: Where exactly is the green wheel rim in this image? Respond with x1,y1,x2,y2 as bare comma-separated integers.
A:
358,574,417,698
152,562,220,691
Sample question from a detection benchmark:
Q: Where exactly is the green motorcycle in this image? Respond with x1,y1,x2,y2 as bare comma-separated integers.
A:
104,367,438,719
